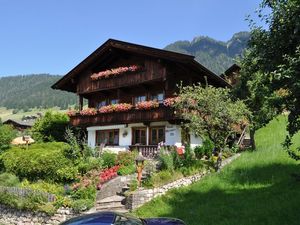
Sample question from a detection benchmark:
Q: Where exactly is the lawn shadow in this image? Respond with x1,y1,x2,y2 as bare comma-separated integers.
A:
138,163,300,225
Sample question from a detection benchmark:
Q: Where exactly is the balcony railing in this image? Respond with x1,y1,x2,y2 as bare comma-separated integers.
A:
69,106,177,127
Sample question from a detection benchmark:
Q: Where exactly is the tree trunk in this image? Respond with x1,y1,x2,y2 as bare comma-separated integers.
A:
250,128,256,150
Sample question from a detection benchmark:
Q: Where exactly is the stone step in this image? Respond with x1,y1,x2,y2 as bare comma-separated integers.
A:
96,206,128,213
97,195,125,204
96,201,125,210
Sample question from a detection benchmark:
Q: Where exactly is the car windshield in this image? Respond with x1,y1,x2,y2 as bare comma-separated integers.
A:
113,215,144,225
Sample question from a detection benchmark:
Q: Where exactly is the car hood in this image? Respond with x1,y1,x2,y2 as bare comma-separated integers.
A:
144,217,185,225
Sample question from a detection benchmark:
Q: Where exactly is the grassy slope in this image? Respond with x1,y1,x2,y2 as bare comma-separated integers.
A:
0,107,66,121
134,116,300,225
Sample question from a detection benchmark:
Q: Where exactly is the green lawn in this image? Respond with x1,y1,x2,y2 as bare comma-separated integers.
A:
134,116,300,225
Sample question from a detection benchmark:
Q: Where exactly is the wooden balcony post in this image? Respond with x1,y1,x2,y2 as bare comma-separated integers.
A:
78,95,83,111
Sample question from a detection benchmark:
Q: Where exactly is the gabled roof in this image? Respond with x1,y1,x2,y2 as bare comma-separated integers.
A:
3,119,35,127
224,63,241,75
52,39,229,92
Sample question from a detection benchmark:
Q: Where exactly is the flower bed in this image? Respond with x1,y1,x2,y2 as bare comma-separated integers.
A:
91,65,141,80
98,103,133,113
135,100,159,110
97,165,120,189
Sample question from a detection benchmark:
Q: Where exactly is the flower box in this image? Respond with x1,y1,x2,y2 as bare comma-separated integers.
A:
135,100,159,110
91,65,141,80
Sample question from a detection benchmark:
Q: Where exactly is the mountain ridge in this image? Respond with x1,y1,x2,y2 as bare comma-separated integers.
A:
0,32,249,110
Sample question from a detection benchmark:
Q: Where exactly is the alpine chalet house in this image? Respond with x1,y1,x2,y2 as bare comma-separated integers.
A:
52,39,229,156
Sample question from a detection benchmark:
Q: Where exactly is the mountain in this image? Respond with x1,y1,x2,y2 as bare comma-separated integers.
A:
164,31,250,74
0,32,249,110
0,74,76,110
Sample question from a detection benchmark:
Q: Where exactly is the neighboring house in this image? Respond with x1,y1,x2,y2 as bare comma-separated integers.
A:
3,119,34,131
220,63,241,86
52,39,228,154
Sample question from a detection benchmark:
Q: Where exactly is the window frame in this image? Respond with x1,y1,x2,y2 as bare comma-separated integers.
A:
149,126,165,145
96,129,119,146
132,127,147,145
133,95,146,105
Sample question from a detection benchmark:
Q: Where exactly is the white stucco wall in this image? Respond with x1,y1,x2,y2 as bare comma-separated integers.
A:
87,122,202,150
190,132,202,149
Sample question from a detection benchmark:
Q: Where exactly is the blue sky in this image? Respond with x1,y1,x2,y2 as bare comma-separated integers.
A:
0,0,262,76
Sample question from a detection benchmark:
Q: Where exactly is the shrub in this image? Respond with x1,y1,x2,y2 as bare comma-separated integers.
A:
0,173,20,187
0,124,16,152
31,111,69,142
0,191,54,215
77,157,103,175
117,164,136,176
150,170,183,187
129,180,138,191
0,142,77,182
194,139,214,159
20,180,64,195
116,151,137,166
101,151,117,168
158,148,174,171
71,199,94,213
182,145,196,167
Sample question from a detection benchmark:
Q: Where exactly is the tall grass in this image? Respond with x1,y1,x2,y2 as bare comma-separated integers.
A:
134,116,300,225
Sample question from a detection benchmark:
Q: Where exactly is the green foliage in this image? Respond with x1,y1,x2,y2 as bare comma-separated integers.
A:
70,185,96,212
20,180,64,195
194,139,214,159
134,116,300,225
0,124,16,152
165,32,250,74
0,74,76,110
0,142,77,182
129,179,138,192
101,151,117,168
77,157,103,175
31,111,69,142
234,0,300,154
175,84,250,150
149,170,183,188
0,191,54,215
116,151,137,166
0,173,20,187
71,199,95,213
158,148,174,171
117,164,136,176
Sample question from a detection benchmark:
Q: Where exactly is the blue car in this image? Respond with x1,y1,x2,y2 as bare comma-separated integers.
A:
60,211,186,225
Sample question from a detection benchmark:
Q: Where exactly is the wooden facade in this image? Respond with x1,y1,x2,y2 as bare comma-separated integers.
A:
52,39,229,128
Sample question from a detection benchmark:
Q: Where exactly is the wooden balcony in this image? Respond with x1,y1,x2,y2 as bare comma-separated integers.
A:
69,106,177,127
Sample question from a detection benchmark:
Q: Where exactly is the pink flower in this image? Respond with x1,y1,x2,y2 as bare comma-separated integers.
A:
79,108,97,116
66,109,78,117
135,100,159,110
91,65,141,80
163,97,180,107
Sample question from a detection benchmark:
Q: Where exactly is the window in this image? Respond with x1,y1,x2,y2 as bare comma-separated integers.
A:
110,99,119,104
132,128,147,145
150,127,165,145
134,95,146,104
97,100,106,108
114,215,143,225
151,92,164,103
96,129,119,146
